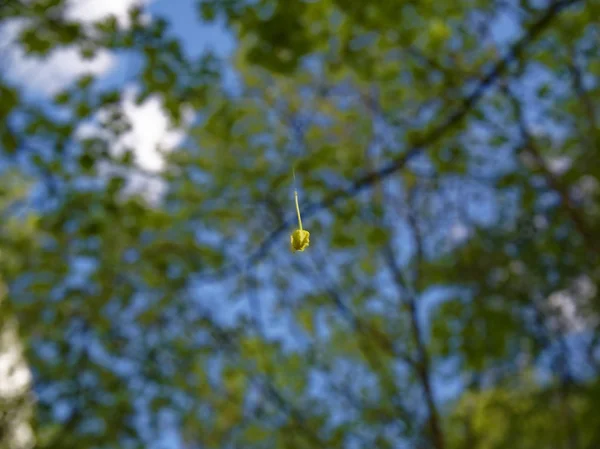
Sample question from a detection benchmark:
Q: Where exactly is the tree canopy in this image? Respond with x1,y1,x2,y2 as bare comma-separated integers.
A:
1,0,599,448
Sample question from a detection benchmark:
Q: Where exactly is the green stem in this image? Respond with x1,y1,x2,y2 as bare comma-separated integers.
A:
295,189,303,230
292,164,303,230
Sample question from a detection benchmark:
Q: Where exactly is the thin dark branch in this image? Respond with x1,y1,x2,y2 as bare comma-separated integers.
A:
301,246,416,367
380,183,445,449
382,229,445,449
567,58,598,150
504,86,599,254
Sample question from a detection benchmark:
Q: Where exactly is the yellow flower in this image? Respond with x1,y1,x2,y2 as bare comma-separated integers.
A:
290,167,309,252
290,229,310,252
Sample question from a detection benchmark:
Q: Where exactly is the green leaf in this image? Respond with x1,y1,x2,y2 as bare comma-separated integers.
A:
297,308,314,335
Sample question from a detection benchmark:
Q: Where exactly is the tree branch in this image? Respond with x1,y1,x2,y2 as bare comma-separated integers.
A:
504,85,599,254
204,0,583,280
382,210,445,449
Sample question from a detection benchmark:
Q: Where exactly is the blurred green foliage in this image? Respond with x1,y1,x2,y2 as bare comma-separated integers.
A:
1,0,599,448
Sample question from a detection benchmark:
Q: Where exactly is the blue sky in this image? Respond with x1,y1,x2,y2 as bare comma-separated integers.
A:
137,0,525,432
150,0,234,59
4,0,591,447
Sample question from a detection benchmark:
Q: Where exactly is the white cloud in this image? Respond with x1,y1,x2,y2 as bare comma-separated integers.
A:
77,87,191,172
65,0,151,27
76,87,193,202
0,0,153,96
2,0,188,187
119,89,189,172
6,46,115,96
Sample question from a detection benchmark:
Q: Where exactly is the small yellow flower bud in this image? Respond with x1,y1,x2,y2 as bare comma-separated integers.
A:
290,229,310,252
290,166,310,253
